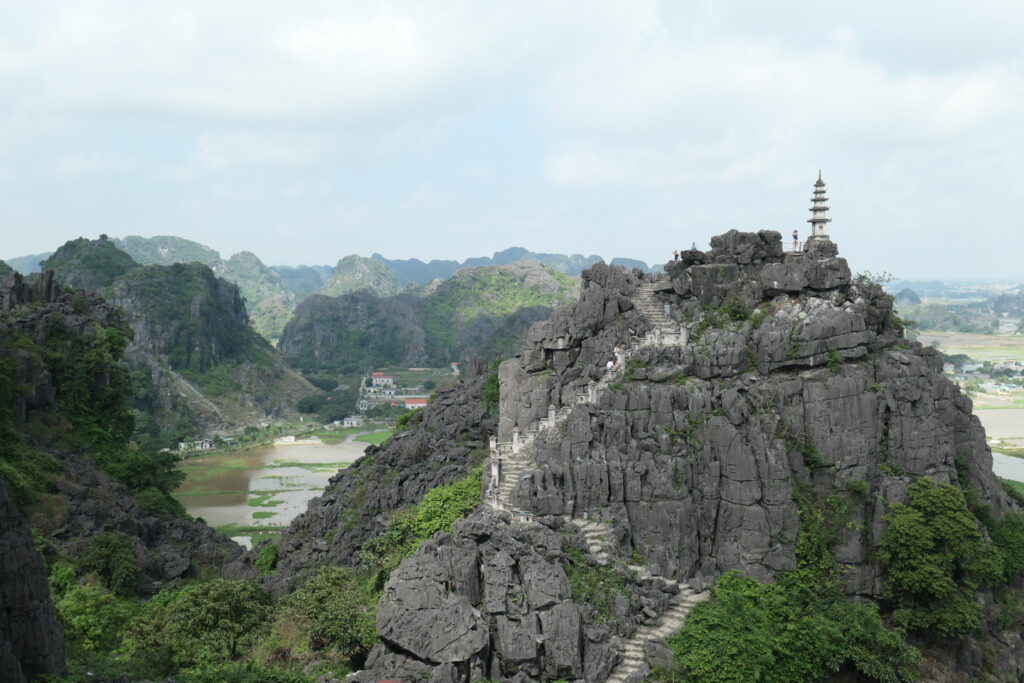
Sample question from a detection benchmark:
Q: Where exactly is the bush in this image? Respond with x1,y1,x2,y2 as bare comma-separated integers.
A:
276,567,377,667
56,583,138,653
79,531,140,596
395,408,421,431
878,478,1002,637
255,542,279,575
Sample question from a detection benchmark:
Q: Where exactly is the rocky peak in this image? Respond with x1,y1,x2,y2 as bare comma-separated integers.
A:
356,229,1016,682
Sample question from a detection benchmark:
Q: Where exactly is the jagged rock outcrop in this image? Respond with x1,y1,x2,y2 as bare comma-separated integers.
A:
266,367,497,594
0,479,66,683
356,230,1020,681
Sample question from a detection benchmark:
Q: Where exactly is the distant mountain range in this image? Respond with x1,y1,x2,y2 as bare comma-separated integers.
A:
6,236,655,342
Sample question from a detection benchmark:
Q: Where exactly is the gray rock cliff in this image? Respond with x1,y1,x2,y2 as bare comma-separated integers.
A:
355,230,1019,681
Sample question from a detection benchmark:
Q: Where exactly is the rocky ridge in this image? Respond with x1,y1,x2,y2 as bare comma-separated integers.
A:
353,230,1019,682
0,270,246,588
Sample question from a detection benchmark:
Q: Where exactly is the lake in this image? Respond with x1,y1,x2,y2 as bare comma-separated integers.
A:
173,437,372,546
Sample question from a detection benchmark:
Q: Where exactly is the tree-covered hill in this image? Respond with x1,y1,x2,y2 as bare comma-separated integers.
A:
214,251,297,343
319,254,402,297
113,234,221,268
42,238,317,446
0,259,12,279
278,260,579,373
41,235,138,292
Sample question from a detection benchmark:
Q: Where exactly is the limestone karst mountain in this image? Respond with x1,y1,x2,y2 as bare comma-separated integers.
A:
373,247,651,287
40,238,317,444
278,260,580,372
0,270,244,680
319,254,403,298
4,251,51,274
213,250,297,342
268,230,1024,682
113,234,221,268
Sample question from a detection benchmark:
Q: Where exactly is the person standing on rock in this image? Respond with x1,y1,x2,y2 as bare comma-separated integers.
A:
792,229,799,251
673,249,679,262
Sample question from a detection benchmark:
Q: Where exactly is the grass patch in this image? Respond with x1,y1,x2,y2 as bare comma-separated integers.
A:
252,511,277,520
247,492,286,508
354,430,393,445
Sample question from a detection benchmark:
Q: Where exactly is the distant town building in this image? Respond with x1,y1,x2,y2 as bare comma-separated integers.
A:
178,439,214,452
371,372,394,388
451,362,460,376
358,398,369,412
342,415,365,427
942,363,955,374
405,397,428,410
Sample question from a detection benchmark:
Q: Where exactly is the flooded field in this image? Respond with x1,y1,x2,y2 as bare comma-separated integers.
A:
173,437,374,546
977,409,1024,440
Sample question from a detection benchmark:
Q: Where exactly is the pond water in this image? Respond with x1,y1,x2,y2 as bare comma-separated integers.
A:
173,437,372,546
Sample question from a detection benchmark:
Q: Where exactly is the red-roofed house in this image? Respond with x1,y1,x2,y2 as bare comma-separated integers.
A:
405,398,428,409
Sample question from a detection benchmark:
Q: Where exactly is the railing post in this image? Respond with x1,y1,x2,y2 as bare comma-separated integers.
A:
512,426,520,453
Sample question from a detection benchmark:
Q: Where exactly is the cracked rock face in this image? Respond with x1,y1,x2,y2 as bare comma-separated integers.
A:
0,479,65,682
350,230,1019,681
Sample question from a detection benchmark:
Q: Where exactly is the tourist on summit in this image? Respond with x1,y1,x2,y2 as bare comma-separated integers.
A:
606,358,614,374
673,249,679,261
792,229,799,251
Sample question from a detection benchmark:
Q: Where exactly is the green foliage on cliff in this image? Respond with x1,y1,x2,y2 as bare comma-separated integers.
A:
658,492,921,682
481,372,500,415
358,464,484,578
878,477,1024,638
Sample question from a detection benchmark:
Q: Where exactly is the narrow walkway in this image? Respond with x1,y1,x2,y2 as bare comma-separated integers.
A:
485,277,706,678
571,518,708,683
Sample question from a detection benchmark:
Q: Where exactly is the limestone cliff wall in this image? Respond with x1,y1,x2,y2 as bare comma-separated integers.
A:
0,479,65,682
356,231,1018,682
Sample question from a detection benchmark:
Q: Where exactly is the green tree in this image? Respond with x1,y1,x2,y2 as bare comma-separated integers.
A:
79,532,140,596
124,579,272,671
878,477,1001,637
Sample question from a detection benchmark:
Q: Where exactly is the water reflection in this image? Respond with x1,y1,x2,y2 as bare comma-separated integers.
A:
174,440,370,539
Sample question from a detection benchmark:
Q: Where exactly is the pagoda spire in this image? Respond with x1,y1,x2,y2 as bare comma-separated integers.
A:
807,171,830,240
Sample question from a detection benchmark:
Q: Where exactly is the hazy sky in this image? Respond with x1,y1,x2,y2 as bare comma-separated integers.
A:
1,2,1022,279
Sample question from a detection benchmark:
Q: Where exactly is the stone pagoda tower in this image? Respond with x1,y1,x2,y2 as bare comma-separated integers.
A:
807,170,831,242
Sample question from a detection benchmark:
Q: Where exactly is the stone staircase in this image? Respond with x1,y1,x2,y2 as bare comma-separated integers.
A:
483,277,707,675
633,282,687,347
569,517,709,683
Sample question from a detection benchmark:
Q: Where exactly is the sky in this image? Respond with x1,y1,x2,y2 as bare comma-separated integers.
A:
1,2,1022,280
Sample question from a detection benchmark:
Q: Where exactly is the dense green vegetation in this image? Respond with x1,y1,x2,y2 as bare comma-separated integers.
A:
879,477,1024,638
41,235,138,291
0,301,184,514
656,491,922,682
48,463,485,680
